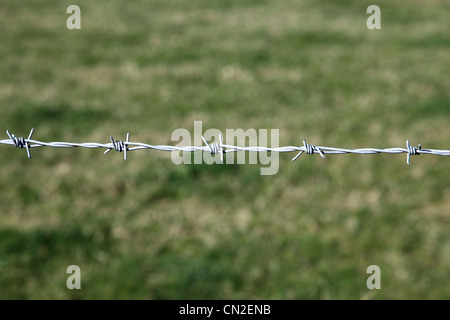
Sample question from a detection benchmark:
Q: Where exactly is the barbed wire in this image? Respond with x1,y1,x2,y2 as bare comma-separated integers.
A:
1,128,449,165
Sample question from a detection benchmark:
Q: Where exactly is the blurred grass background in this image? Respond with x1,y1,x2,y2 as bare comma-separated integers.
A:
0,0,449,299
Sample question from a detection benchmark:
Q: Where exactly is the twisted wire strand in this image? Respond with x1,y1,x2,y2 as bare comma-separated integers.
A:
1,129,449,165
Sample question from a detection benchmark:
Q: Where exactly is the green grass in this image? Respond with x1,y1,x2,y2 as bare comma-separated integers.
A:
0,0,448,299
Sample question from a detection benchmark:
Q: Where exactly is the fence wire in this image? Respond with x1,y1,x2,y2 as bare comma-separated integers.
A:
1,128,449,165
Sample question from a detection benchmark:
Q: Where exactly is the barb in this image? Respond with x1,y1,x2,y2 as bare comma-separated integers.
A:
202,134,224,162
1,129,449,165
406,140,420,165
104,132,130,160
292,140,325,161
6,128,34,158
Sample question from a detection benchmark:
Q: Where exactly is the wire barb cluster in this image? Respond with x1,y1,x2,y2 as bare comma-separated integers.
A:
1,128,449,165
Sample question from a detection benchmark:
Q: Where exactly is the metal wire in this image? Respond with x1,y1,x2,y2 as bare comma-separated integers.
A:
1,128,449,165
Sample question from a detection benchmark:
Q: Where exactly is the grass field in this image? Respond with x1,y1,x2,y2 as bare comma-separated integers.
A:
0,0,449,299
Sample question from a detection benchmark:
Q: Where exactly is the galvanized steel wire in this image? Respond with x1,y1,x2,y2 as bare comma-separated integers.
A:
1,128,449,165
